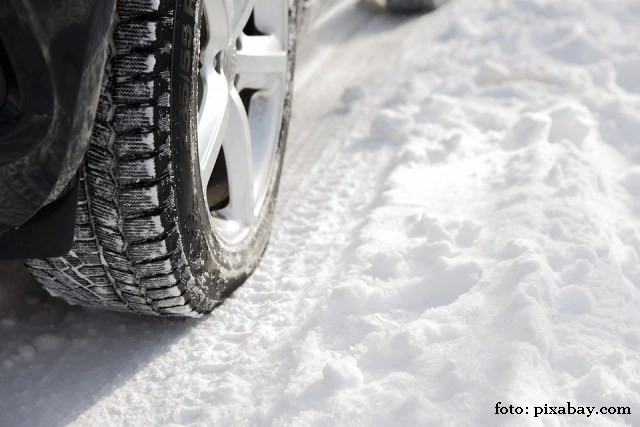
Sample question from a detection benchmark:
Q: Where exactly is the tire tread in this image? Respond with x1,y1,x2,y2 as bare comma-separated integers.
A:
25,0,202,318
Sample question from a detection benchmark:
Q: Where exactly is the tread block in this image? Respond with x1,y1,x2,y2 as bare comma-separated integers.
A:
76,202,91,225
63,254,85,269
100,63,113,97
119,178,174,216
158,304,200,317
152,294,189,309
109,268,136,285
123,211,174,242
129,228,179,263
113,51,171,79
46,272,98,297
103,250,133,273
117,0,175,17
92,286,119,296
114,20,171,52
112,77,171,106
74,224,95,241
90,195,120,222
140,269,182,289
69,249,101,266
115,151,171,186
73,239,102,253
76,265,110,280
96,224,126,252
90,122,115,150
118,284,141,294
46,257,69,270
136,249,184,277
95,95,114,122
113,105,156,133
145,284,185,299
113,78,154,104
86,171,119,202
120,293,149,305
114,130,168,158
86,143,115,171
77,183,87,203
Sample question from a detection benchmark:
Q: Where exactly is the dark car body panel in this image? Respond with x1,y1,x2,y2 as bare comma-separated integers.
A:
0,177,78,259
0,0,116,232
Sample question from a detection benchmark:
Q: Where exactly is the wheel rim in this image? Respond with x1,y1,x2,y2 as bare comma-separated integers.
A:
198,0,289,247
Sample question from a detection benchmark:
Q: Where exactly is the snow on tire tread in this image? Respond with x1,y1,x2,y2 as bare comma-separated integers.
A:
24,0,202,317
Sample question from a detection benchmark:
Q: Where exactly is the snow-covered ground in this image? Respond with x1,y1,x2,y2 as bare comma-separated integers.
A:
2,0,640,425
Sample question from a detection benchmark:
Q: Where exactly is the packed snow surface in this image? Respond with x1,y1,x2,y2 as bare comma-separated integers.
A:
2,0,640,425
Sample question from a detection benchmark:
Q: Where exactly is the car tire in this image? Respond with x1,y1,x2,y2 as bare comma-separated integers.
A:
24,0,297,317
387,0,437,13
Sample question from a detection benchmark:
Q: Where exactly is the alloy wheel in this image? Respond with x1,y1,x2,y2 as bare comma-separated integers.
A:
198,0,289,248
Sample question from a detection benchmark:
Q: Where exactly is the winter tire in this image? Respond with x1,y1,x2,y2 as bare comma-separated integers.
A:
387,0,437,13
24,0,297,317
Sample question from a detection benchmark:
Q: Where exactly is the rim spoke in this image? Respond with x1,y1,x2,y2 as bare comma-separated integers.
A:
221,88,254,224
231,0,255,38
198,71,230,192
235,35,287,91
247,80,285,210
253,0,288,46
201,0,232,56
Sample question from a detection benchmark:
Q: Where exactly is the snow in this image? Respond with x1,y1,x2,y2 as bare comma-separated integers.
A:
147,22,157,42
146,54,156,72
2,0,640,425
